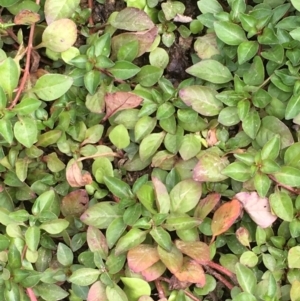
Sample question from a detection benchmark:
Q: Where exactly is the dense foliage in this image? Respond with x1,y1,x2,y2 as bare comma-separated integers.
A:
1,0,300,300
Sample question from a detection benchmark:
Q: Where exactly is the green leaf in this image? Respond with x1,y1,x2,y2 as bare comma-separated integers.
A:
242,109,261,139
134,116,157,142
12,98,42,115
106,284,128,301
218,107,240,126
286,94,300,120
284,142,300,168
149,47,169,69
39,219,69,234
44,0,80,23
69,268,100,286
111,7,154,31
261,135,280,161
291,0,300,12
170,179,202,213
122,277,151,300
106,217,127,249
109,124,130,149
162,1,185,20
179,85,223,116
197,0,223,14
254,172,271,197
25,226,40,252
157,245,183,274
57,243,73,266
222,162,252,182
36,130,62,147
237,41,259,64
214,21,247,45
291,281,300,301
135,65,163,87
235,263,257,293
104,176,132,199
179,134,201,160
273,166,300,187
193,149,229,182
136,183,157,214
108,61,140,80
81,202,121,229
92,158,113,184
0,57,19,99
115,228,148,255
41,18,77,52
150,226,172,251
0,119,13,144
186,59,233,84
256,116,294,149
14,117,38,147
117,40,139,62
288,246,300,268
33,74,73,101
84,70,101,95
36,283,69,301
269,189,294,222
243,56,265,86
139,132,165,161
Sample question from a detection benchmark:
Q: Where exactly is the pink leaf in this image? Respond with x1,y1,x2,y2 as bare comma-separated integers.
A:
174,258,206,286
87,281,107,301
235,191,277,228
140,261,166,281
127,244,160,273
104,92,143,120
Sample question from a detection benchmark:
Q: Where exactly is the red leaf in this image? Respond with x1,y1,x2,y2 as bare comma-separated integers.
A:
127,244,160,273
175,240,210,264
194,193,221,220
211,199,243,240
104,92,143,120
61,189,89,217
235,191,277,228
174,258,206,286
140,261,166,281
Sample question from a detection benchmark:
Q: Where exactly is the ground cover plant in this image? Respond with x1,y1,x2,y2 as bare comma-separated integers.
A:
1,0,300,300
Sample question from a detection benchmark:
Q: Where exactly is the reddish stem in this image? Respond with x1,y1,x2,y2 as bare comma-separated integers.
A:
26,288,38,301
155,279,166,299
204,266,234,290
8,0,40,109
207,260,235,279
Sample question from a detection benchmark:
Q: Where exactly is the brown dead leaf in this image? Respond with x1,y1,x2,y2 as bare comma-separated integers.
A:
235,191,277,228
206,128,218,147
211,199,243,242
173,14,193,23
14,10,40,25
66,161,93,187
104,91,143,120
